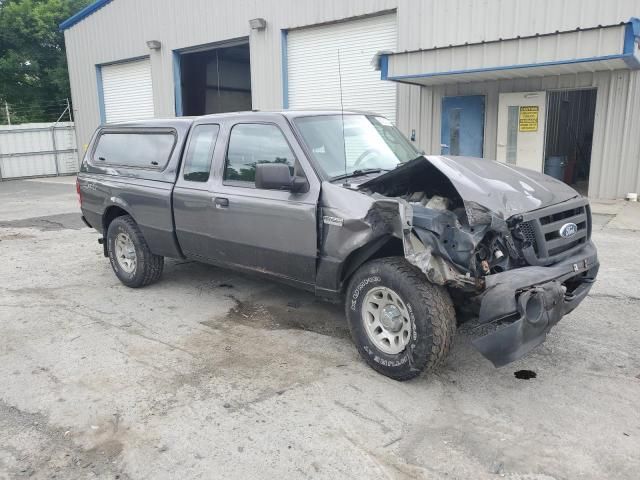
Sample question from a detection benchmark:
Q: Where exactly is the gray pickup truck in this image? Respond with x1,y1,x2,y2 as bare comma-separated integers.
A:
78,111,598,380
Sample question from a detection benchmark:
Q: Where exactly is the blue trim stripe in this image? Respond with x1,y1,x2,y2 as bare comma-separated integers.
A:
382,18,640,83
60,0,112,31
95,65,106,124
173,51,183,116
281,30,289,109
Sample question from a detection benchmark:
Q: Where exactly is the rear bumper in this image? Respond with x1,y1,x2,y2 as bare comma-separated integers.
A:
471,241,599,367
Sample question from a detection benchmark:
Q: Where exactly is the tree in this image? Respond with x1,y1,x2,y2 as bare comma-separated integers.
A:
0,0,91,123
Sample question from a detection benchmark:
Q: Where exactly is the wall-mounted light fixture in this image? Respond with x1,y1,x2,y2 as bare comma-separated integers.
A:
249,18,267,30
146,40,162,50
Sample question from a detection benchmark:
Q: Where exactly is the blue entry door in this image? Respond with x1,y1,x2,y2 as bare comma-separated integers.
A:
441,95,485,157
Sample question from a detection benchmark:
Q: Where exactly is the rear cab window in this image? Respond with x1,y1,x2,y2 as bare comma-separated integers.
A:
93,130,177,170
183,124,220,182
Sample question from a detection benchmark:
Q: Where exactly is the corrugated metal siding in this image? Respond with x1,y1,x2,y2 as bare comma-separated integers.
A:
413,69,640,199
64,0,398,156
101,58,154,123
396,0,640,51
388,25,629,84
63,0,640,198
0,123,78,179
287,13,397,122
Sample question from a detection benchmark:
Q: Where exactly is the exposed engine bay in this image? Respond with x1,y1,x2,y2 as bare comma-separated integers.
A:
358,157,537,289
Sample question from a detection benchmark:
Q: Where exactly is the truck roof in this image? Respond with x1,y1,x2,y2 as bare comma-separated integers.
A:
100,110,378,128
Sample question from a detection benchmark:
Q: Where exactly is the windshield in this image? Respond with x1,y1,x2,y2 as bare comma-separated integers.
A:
294,114,420,179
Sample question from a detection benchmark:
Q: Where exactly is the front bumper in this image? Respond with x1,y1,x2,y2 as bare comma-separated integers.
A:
471,240,599,367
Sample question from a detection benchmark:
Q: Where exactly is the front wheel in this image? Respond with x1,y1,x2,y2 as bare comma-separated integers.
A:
106,215,164,288
345,257,456,381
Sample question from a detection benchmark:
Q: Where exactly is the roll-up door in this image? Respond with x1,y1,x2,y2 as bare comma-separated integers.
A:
287,14,397,123
101,58,154,123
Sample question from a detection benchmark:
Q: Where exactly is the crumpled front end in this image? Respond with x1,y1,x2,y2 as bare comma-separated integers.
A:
355,155,599,367
473,241,598,366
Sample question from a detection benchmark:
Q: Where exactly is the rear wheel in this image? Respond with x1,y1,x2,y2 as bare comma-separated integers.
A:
345,257,456,381
106,215,164,288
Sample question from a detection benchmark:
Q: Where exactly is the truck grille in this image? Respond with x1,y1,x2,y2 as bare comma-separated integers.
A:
515,198,591,266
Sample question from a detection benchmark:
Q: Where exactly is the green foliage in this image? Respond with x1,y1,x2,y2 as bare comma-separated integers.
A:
0,0,91,123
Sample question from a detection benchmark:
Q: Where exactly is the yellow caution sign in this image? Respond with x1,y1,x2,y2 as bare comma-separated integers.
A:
519,106,539,132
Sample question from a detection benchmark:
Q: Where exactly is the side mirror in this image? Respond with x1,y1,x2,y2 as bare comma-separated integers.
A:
255,163,308,193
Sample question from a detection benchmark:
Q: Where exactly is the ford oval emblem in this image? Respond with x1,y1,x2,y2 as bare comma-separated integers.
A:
559,222,578,238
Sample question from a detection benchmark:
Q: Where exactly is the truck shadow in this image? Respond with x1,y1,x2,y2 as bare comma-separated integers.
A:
164,259,481,363
164,259,350,340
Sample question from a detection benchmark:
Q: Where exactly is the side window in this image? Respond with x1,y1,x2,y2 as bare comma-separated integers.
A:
93,131,176,169
224,123,295,184
183,124,220,182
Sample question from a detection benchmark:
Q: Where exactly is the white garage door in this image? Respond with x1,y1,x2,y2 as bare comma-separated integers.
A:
287,14,397,123
101,58,154,123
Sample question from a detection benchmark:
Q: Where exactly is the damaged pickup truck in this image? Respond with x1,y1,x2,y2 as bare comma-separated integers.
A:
78,111,598,380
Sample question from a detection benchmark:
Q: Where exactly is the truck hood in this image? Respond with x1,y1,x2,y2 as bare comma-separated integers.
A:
359,155,580,218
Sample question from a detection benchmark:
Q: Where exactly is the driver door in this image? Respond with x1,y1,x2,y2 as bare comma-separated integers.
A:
205,117,321,287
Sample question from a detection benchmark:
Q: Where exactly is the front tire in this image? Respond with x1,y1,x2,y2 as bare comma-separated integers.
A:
345,257,456,381
106,215,164,288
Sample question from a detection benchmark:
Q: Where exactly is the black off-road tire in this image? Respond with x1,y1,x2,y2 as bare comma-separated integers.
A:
345,257,456,381
106,215,164,288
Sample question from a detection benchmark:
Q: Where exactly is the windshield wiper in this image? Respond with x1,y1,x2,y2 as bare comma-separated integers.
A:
331,168,389,182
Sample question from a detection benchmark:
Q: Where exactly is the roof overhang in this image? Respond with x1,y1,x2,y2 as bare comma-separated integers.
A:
381,18,640,86
59,0,112,31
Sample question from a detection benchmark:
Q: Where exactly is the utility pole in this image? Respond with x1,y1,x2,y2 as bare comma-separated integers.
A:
4,101,10,126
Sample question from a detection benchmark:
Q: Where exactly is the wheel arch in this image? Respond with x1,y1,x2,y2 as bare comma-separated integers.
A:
339,235,404,293
103,205,133,233
101,204,135,257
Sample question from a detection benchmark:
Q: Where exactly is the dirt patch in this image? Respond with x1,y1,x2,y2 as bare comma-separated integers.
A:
201,287,350,340
0,400,128,479
0,212,85,231
0,232,36,241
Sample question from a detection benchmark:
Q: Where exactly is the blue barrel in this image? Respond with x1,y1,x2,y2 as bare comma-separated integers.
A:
544,155,567,181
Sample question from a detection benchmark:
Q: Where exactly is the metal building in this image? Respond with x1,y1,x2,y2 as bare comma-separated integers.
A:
61,0,640,199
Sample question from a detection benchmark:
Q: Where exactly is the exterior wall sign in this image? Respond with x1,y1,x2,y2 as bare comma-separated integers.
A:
519,106,539,132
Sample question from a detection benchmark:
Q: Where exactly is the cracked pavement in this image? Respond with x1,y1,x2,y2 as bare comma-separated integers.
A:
1,176,639,479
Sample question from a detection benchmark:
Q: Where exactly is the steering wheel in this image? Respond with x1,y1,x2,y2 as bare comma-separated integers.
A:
354,149,383,168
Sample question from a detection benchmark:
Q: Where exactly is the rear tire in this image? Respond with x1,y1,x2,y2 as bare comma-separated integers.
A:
345,257,456,381
106,215,164,288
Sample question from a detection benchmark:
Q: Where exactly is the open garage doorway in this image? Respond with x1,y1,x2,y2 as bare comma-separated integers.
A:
544,89,597,196
177,41,251,116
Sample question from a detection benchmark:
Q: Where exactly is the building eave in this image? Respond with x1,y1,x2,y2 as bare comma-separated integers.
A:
381,18,640,86
59,0,113,31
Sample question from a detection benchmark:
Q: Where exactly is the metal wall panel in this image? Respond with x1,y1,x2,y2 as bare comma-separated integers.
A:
396,0,640,51
414,69,640,199
64,0,398,158
388,25,628,83
63,0,640,197
0,123,78,179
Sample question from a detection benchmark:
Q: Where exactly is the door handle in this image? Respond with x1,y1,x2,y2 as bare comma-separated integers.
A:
214,197,229,208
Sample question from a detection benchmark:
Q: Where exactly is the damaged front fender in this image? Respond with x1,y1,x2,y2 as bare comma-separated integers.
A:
315,182,475,296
